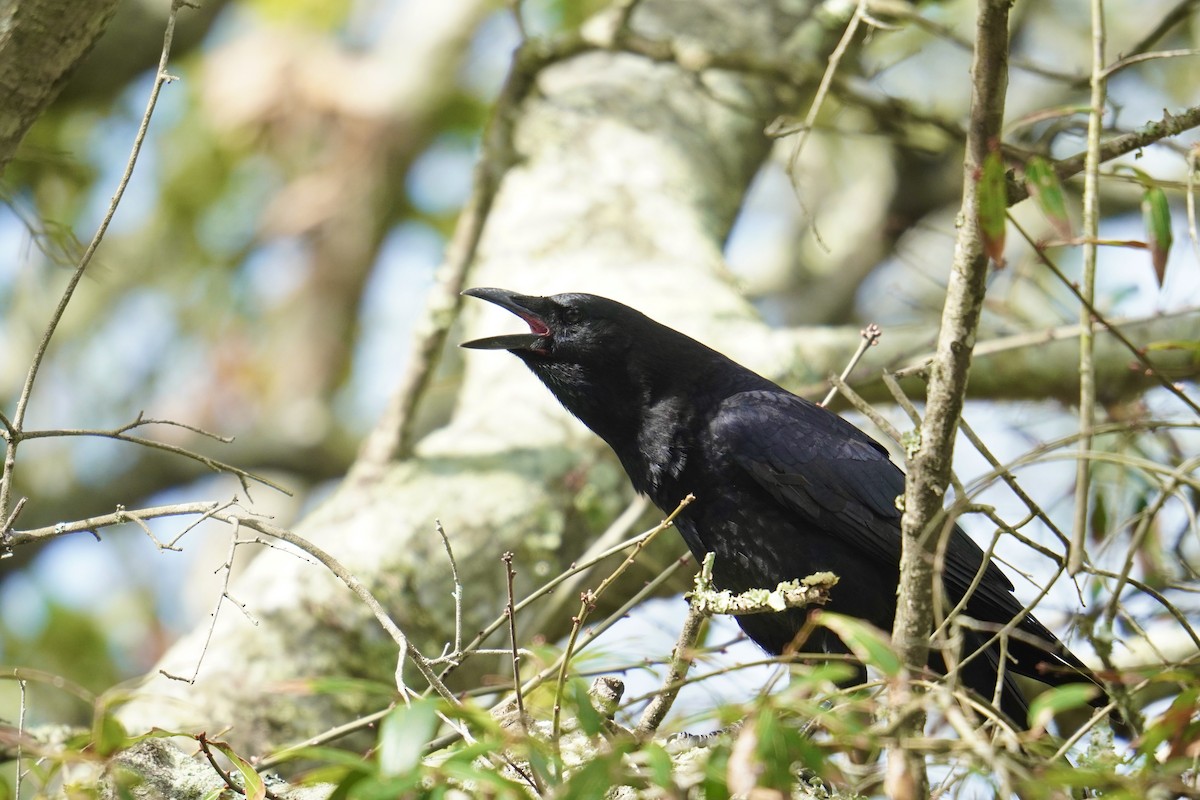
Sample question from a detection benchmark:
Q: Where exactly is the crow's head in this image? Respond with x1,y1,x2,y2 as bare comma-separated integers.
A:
461,287,768,495
461,287,678,450
460,287,639,367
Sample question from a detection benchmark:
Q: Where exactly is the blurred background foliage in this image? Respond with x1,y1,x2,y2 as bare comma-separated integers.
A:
0,0,1197,759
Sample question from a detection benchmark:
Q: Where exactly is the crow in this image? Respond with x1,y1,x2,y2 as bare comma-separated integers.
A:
461,287,1115,730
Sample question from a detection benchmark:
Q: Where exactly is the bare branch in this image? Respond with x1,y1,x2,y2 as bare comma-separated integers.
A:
887,1,1012,796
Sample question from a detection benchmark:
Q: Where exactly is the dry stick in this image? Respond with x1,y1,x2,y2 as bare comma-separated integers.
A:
20,426,288,496
236,515,458,705
435,520,465,661
501,552,530,735
266,514,686,766
633,555,715,741
550,495,694,744
5,501,223,548
1071,0,1108,578
160,519,259,684
820,323,882,408
0,1,192,535
426,551,690,756
528,495,650,636
436,513,665,685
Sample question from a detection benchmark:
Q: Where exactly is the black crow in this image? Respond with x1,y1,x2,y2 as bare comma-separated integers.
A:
461,287,1114,730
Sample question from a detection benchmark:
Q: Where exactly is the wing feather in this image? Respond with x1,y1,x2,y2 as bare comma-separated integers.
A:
709,391,1020,613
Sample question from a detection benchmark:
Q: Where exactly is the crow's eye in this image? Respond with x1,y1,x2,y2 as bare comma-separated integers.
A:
563,307,582,325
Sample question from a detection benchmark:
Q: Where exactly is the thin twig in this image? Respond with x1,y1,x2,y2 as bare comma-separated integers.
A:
830,372,905,445
279,512,690,763
236,515,458,705
15,679,25,800
6,501,224,548
784,0,869,180
19,426,289,496
256,707,393,771
435,520,464,660
1071,0,1107,577
428,551,690,755
1121,0,1200,59
1007,216,1200,415
0,1,191,529
550,495,693,743
528,495,649,635
436,507,661,685
820,323,882,408
197,732,282,800
197,734,242,797
957,417,1070,550
634,594,706,740
501,552,529,735
160,519,259,684
634,554,836,740
2,497,28,541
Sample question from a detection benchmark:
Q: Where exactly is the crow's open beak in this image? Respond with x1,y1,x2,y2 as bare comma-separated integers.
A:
460,287,551,351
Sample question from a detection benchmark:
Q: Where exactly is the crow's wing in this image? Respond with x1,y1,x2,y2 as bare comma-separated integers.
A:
708,390,1022,618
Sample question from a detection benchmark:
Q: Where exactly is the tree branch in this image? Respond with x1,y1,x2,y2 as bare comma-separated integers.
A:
887,1,1012,797
0,0,121,174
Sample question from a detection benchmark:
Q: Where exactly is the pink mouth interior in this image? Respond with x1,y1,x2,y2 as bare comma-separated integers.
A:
519,313,550,336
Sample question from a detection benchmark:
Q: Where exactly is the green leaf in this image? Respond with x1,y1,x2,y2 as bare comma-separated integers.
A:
1027,683,1100,732
977,148,1008,265
817,612,902,677
205,738,267,800
561,756,618,800
378,698,439,778
1137,687,1200,758
1141,185,1173,285
1024,156,1072,239
571,678,604,736
440,759,530,793
93,712,129,757
643,743,674,788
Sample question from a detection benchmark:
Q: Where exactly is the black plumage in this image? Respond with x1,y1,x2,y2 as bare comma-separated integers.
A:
461,287,1112,729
